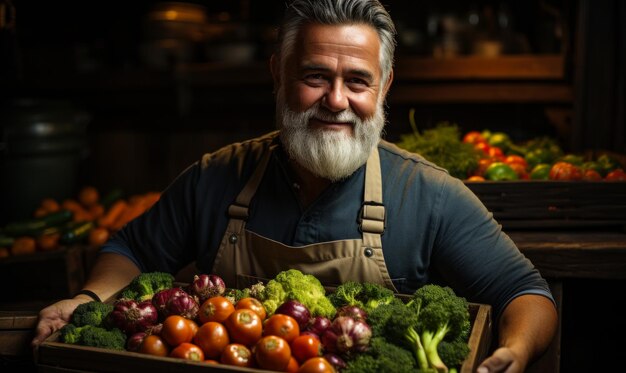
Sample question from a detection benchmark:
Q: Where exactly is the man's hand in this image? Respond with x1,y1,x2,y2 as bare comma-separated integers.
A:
477,346,525,373
31,297,90,347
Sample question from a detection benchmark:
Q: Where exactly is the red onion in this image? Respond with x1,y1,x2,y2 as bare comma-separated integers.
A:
275,300,311,329
306,316,332,336
151,287,199,320
324,353,347,371
321,316,371,354
126,332,147,352
336,305,368,322
189,274,226,304
152,288,186,318
109,299,158,335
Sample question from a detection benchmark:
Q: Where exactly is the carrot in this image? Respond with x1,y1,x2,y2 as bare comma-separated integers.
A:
11,237,37,256
88,227,110,247
88,203,105,219
98,200,128,229
62,199,92,222
41,198,60,213
37,232,61,251
110,197,148,231
78,186,100,208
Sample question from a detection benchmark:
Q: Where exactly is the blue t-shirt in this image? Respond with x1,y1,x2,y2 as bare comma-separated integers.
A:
101,132,552,319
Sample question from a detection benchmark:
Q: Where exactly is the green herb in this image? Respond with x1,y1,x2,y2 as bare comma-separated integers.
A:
396,109,481,179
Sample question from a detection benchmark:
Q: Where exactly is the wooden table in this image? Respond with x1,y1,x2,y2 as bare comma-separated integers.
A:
508,230,626,372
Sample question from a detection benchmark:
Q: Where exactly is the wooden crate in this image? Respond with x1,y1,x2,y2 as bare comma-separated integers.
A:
36,303,492,373
466,180,626,229
0,244,99,302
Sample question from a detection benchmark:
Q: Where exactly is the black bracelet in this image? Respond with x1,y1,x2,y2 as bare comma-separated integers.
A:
75,289,102,303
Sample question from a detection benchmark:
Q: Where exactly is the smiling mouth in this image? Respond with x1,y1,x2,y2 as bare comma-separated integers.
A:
310,117,354,129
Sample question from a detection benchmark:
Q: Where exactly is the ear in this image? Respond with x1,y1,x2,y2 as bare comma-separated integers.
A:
381,69,394,98
270,54,281,91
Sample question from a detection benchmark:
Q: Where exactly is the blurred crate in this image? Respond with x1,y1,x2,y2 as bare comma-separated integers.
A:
466,181,626,230
37,302,491,373
0,245,100,302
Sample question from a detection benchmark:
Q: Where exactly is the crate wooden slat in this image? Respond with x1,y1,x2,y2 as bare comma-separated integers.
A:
38,303,491,373
465,181,626,229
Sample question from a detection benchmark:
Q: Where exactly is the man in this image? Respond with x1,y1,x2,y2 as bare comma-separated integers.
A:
33,1,557,372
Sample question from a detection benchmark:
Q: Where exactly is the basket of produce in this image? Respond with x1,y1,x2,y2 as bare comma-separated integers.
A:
395,115,626,229
0,186,161,301
38,270,492,373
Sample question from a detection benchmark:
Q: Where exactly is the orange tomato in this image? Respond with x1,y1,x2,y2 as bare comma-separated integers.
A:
606,169,626,181
263,314,300,344
139,335,170,356
254,335,292,371
161,315,196,346
466,175,485,182
297,357,335,373
194,321,230,359
549,162,583,180
198,296,235,324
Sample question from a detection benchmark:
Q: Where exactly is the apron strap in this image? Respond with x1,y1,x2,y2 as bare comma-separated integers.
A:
228,144,276,220
361,146,385,247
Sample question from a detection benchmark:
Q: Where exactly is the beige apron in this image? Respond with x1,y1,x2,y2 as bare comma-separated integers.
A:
210,144,398,293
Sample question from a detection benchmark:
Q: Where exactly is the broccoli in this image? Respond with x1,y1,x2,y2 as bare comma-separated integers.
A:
61,324,126,350
343,337,417,373
259,269,336,319
328,281,401,312
438,339,471,369
408,284,471,373
71,301,113,327
119,271,174,301
223,288,246,304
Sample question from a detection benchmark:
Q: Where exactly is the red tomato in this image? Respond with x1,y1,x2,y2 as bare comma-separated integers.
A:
291,334,322,363
198,296,235,324
161,315,196,346
487,146,505,161
286,356,300,372
204,359,219,364
194,321,230,359
466,175,485,182
263,314,300,344
504,154,528,169
170,342,205,361
254,335,292,371
549,162,583,180
236,297,267,321
185,318,199,338
224,308,263,347
474,141,490,154
582,169,603,181
220,343,255,368
139,334,170,357
606,168,626,181
462,131,485,144
508,163,529,179
297,357,335,373
473,158,494,177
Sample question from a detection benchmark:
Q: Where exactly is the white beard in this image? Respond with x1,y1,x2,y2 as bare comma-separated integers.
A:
276,91,386,182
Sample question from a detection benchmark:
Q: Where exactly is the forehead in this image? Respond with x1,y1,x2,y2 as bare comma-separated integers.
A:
292,23,382,73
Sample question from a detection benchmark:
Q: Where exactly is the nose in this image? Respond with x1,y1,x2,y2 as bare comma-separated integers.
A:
322,80,349,112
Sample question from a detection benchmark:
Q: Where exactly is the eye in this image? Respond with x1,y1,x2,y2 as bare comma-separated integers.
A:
303,73,326,84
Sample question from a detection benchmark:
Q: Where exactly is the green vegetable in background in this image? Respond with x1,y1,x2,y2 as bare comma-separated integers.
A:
485,162,519,181
487,132,512,153
328,281,403,312
530,164,552,180
396,110,481,179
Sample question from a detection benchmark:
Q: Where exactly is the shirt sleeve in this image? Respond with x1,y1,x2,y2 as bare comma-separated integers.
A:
99,162,201,274
431,176,554,320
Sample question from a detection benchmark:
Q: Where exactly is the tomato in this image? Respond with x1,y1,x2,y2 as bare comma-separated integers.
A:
462,131,485,144
297,357,335,373
484,162,519,181
606,168,626,181
508,163,529,179
194,321,230,359
224,308,263,347
185,318,199,338
473,141,490,155
254,335,292,371
199,296,235,324
286,356,300,372
466,175,485,182
170,342,205,361
37,232,60,251
582,169,603,181
236,297,267,321
204,359,219,364
161,315,195,346
487,146,505,161
504,154,528,169
472,157,493,177
263,314,300,344
487,132,512,152
291,334,322,363
529,163,551,180
220,343,255,368
139,334,170,357
549,162,583,180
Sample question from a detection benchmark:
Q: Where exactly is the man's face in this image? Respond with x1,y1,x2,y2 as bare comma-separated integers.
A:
274,23,393,181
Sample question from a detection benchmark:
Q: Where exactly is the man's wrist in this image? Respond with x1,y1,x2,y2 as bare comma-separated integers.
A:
74,289,102,303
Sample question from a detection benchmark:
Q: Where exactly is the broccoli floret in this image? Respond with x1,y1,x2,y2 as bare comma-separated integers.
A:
328,281,401,312
438,339,471,370
260,269,335,319
61,324,126,350
119,271,174,301
409,285,471,373
71,301,113,327
344,337,417,373
223,288,246,304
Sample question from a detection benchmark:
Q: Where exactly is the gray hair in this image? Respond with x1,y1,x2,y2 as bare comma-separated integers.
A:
276,0,397,86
